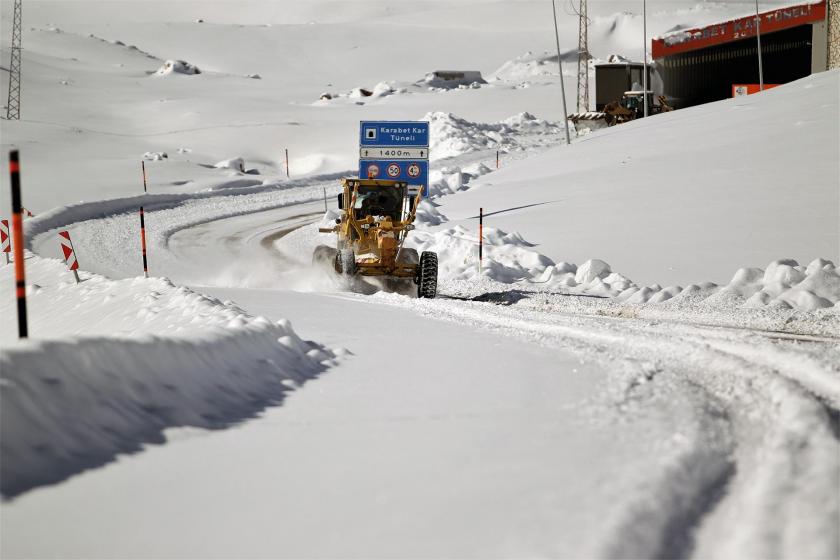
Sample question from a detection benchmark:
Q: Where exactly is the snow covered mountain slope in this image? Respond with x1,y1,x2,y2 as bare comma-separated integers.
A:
432,70,840,287
1,1,838,558
0,0,803,217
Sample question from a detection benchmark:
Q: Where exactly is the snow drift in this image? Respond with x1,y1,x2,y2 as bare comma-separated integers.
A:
0,258,339,499
425,111,565,161
490,50,577,82
405,223,840,313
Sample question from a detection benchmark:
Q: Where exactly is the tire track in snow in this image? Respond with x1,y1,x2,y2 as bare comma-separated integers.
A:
364,294,840,559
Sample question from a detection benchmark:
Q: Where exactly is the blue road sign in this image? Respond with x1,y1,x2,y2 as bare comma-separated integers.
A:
360,121,429,147
359,160,428,191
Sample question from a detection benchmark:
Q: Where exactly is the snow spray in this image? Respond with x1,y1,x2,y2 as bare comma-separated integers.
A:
479,207,484,275
9,150,28,338
140,161,149,278
1,219,10,264
58,231,81,283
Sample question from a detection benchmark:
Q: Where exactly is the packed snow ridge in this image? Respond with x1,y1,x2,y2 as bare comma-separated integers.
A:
403,224,840,313
304,203,839,314
0,256,341,499
425,111,565,161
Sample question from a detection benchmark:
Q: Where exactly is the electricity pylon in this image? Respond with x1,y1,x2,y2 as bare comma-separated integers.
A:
6,0,22,120
576,0,589,113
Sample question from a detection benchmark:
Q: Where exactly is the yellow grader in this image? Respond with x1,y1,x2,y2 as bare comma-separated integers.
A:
314,178,438,298
603,92,673,126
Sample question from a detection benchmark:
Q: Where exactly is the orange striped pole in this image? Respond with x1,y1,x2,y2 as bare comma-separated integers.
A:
9,150,28,338
140,161,149,278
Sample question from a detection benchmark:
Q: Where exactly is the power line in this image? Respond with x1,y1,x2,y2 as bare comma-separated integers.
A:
6,0,22,120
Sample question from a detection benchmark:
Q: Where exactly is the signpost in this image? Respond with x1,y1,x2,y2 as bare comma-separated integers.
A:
359,121,429,196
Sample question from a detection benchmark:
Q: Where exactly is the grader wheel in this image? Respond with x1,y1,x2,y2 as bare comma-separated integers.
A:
417,251,438,299
338,248,356,276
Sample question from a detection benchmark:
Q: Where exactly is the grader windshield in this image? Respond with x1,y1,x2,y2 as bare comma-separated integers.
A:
353,184,405,221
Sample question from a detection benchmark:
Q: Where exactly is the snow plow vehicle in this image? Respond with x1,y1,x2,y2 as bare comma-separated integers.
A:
314,178,438,298
603,91,673,126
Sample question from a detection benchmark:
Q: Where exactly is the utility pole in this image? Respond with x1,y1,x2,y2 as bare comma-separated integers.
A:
551,0,572,145
6,0,22,120
576,0,589,113
755,0,765,90
643,0,648,118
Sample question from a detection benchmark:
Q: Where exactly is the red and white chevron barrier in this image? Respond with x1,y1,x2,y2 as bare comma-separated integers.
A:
58,230,81,283
1,219,9,264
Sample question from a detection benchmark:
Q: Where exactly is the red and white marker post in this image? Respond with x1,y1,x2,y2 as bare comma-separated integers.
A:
140,161,149,278
58,231,81,283
496,150,500,169
1,219,10,264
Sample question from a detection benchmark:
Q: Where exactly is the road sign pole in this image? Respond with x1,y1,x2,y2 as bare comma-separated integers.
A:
551,0,572,146
643,0,649,118
755,0,764,91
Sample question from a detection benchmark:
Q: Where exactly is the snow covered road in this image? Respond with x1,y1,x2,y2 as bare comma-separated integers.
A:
1,289,734,559
4,190,837,558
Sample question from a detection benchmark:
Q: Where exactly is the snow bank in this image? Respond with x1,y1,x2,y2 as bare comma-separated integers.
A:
425,111,564,161
20,178,309,252
414,199,448,226
490,50,576,82
143,151,168,161
214,156,246,172
408,225,550,283
317,81,408,104
707,259,840,311
0,257,339,498
408,220,840,313
422,70,487,89
426,164,491,199
154,59,201,76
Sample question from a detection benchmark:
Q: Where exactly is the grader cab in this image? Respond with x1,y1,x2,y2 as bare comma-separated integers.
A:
314,178,438,298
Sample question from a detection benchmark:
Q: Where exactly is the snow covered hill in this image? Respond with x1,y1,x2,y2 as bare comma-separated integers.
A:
432,70,839,286
1,1,838,559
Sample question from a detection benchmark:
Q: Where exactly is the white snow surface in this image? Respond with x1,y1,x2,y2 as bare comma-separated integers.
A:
431,70,839,287
1,1,838,558
0,256,338,498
